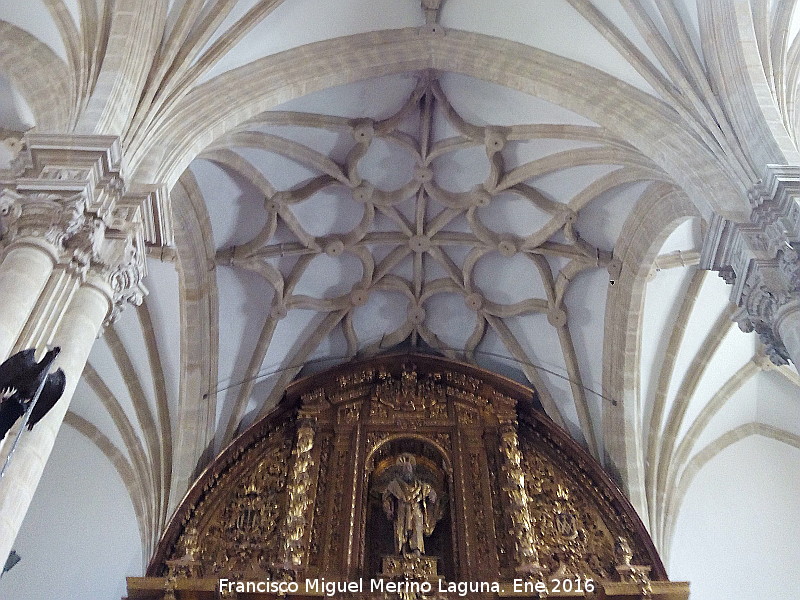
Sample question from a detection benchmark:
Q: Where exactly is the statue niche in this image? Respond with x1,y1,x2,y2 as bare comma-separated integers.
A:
365,439,452,580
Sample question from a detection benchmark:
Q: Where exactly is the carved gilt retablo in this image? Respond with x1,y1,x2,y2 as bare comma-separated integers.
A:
130,353,688,600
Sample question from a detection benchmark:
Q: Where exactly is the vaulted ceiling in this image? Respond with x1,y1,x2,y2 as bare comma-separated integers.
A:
2,1,800,599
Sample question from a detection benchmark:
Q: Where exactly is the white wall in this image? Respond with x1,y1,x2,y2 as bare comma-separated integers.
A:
669,435,800,599
0,424,142,600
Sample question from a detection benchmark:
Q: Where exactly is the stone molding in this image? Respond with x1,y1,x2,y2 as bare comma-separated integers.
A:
421,0,443,24
701,165,800,364
0,134,168,326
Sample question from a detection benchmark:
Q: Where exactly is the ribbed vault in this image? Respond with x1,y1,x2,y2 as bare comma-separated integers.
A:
2,2,800,599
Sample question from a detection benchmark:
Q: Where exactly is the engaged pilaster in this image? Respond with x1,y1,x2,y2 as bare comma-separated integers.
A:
701,165,800,366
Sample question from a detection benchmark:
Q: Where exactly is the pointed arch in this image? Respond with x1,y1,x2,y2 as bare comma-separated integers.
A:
127,28,750,220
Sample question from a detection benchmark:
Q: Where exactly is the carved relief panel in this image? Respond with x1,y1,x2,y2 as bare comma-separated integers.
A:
159,419,294,579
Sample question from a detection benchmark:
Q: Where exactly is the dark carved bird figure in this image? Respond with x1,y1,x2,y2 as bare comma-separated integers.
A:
0,348,66,441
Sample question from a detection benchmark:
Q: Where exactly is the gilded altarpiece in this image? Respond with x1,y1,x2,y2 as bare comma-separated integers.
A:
131,354,688,599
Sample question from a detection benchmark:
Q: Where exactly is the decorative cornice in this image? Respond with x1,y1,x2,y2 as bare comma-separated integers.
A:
701,165,800,364
128,184,175,248
0,134,162,326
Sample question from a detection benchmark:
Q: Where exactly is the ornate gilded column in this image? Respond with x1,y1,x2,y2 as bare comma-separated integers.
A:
702,165,800,367
498,425,542,578
0,134,159,563
279,420,316,572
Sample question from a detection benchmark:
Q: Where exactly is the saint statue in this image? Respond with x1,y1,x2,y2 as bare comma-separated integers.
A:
381,453,440,556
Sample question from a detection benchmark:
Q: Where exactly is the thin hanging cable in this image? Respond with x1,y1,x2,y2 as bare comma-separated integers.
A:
206,344,617,406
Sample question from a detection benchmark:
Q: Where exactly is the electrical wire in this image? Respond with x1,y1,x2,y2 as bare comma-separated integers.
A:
206,343,618,406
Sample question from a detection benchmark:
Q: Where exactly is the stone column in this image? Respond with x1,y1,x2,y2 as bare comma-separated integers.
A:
0,235,58,358
702,165,800,368
0,134,153,562
774,301,800,367
0,277,114,557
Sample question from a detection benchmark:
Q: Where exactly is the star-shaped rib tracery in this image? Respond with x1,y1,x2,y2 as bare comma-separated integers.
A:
213,73,666,455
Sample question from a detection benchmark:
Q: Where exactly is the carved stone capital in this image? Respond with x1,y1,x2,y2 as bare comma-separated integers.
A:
732,244,800,365
0,134,172,326
701,165,800,365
